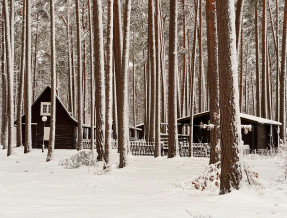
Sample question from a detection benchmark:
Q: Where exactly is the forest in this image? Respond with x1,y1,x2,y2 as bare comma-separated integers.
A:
1,0,287,217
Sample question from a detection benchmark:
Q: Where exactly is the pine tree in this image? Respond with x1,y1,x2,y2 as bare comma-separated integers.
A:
93,0,106,161
168,0,179,158
46,0,56,162
216,0,242,194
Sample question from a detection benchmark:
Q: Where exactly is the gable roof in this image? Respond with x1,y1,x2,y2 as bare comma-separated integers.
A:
19,86,78,124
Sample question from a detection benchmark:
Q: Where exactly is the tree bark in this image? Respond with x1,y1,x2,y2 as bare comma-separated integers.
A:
261,0,267,118
16,0,26,148
93,0,106,161
235,0,245,51
255,0,260,117
168,0,179,158
3,0,15,156
46,0,57,162
75,0,83,150
118,0,131,168
104,0,114,168
280,0,287,142
216,0,242,194
206,0,220,164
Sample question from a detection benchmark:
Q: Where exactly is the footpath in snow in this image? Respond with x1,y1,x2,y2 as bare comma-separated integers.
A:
0,147,287,218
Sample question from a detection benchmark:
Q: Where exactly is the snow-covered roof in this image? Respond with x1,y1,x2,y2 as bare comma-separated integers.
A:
240,113,281,126
177,111,282,126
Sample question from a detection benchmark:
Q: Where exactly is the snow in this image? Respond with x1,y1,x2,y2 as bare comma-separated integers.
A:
0,147,287,218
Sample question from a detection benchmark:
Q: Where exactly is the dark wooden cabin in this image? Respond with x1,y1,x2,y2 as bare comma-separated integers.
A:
17,86,81,149
177,112,281,151
17,86,143,149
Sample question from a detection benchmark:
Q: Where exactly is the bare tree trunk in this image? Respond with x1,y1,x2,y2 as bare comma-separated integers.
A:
168,0,179,158
118,0,131,168
148,0,156,142
239,28,243,111
46,0,56,162
275,0,280,121
113,0,123,143
245,45,249,114
16,0,26,147
32,13,39,101
206,0,220,164
3,0,15,156
154,0,161,157
216,0,242,194
24,0,32,153
261,0,267,118
93,0,106,161
1,18,8,149
104,0,113,168
255,0,260,117
87,0,94,151
75,0,83,150
280,0,287,142
235,0,245,51
189,0,198,157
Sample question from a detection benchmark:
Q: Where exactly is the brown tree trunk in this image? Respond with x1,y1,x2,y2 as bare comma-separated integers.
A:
280,0,287,141
46,0,57,162
261,0,267,118
75,0,83,150
216,0,242,194
255,0,260,117
93,0,106,161
16,0,26,147
189,0,198,157
235,0,245,50
206,0,220,164
168,0,179,158
118,0,131,168
104,0,113,168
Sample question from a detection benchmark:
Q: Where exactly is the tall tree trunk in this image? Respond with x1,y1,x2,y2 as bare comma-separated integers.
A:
168,0,179,158
16,0,26,148
189,0,198,157
280,0,287,142
276,0,280,121
104,0,113,168
206,0,220,164
87,0,94,151
24,0,32,153
32,13,39,101
118,0,131,168
93,0,106,161
245,45,249,114
66,11,73,115
198,0,205,112
216,0,242,194
46,0,56,162
113,0,123,143
261,0,267,118
255,0,260,117
154,0,161,157
148,0,156,142
235,0,244,50
239,28,243,111
3,0,15,156
75,0,83,150
1,18,8,149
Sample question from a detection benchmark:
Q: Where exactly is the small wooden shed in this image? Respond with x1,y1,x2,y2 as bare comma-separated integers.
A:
177,112,281,151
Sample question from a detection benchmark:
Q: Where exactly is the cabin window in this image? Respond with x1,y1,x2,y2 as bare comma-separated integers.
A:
41,102,51,116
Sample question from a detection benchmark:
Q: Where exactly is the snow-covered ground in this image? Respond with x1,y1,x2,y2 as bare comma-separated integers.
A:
0,148,287,218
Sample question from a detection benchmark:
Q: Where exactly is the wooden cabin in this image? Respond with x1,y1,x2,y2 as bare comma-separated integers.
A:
17,87,80,149
17,86,142,149
177,112,281,151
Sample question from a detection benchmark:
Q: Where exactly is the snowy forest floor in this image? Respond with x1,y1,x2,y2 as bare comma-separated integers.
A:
0,148,287,218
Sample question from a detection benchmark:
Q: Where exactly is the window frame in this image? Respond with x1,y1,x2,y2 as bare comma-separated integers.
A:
40,102,51,116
